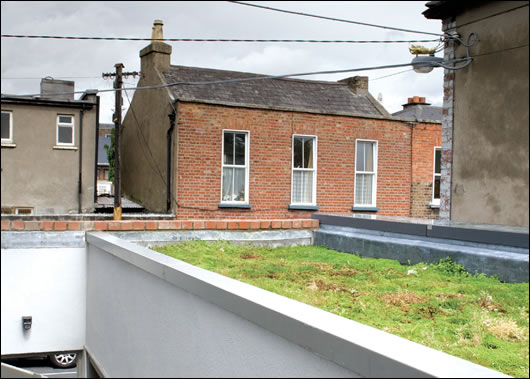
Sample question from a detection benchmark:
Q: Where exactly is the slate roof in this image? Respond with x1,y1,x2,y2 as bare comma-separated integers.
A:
100,123,114,130
163,65,385,116
392,104,442,121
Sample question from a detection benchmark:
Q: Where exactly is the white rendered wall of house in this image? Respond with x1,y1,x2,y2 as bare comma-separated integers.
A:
1,247,86,355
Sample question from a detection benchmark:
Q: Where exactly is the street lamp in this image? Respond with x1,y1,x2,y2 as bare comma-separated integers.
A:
411,55,444,73
410,33,477,73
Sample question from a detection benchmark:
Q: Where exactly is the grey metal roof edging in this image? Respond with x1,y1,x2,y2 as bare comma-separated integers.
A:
428,225,529,249
312,213,529,249
313,213,428,236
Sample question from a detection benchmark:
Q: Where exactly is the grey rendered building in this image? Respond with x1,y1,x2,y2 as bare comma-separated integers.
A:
423,1,529,227
1,78,100,215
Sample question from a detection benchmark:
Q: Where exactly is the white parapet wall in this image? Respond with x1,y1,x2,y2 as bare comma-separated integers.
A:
85,232,510,378
1,232,87,357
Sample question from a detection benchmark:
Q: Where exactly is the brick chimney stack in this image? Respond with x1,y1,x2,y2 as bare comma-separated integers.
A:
140,20,172,76
338,76,369,95
402,96,430,108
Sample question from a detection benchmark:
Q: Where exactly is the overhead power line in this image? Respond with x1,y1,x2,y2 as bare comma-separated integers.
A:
229,1,445,37
1,76,103,80
371,68,414,81
0,34,439,44
14,62,415,98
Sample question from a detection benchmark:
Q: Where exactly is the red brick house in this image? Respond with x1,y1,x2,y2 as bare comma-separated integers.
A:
393,96,442,218
121,21,441,220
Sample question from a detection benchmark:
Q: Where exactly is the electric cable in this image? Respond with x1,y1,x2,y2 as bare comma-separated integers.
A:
13,62,415,98
1,76,103,80
371,68,414,81
0,34,439,44
229,1,445,37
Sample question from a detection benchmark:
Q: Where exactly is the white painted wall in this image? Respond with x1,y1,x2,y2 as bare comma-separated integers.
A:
1,247,86,355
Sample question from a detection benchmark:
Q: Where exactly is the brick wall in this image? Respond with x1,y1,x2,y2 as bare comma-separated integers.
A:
1,218,318,232
410,182,439,218
410,122,442,218
439,19,457,220
174,103,438,219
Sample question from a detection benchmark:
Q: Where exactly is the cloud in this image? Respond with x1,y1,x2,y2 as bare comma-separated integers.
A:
1,1,445,120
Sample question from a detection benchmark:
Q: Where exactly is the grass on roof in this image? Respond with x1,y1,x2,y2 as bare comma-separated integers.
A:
153,241,529,378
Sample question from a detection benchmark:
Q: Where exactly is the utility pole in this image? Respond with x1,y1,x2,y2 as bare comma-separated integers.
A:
102,64,139,220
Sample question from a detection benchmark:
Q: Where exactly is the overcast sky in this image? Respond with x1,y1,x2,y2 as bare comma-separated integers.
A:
1,1,445,123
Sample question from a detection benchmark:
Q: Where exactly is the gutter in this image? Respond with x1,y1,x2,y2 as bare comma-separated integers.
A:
167,109,176,212
94,96,100,203
1,96,95,109
78,109,84,213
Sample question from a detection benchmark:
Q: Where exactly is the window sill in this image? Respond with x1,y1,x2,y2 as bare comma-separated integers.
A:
53,145,78,151
429,202,440,209
1,143,16,148
218,203,252,209
288,204,320,211
352,206,379,212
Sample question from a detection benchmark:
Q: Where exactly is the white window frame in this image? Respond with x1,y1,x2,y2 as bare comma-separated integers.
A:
220,129,250,204
353,139,378,208
15,207,33,215
291,134,318,206
1,110,13,143
56,115,75,146
432,146,442,206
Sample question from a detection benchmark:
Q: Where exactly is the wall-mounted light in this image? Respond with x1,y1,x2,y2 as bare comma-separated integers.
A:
22,316,32,330
410,33,477,73
411,56,444,73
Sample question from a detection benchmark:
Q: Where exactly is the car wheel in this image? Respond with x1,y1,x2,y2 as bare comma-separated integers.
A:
49,352,77,368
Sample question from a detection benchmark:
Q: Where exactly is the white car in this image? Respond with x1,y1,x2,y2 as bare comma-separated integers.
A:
48,352,77,368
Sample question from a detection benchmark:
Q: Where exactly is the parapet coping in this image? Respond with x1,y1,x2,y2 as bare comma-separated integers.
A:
0,226,316,249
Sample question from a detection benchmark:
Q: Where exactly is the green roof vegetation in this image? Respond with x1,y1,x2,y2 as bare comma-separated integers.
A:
154,241,529,378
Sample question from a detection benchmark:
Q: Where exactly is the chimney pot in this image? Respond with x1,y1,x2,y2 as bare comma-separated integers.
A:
140,20,172,74
402,96,431,109
152,20,164,41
